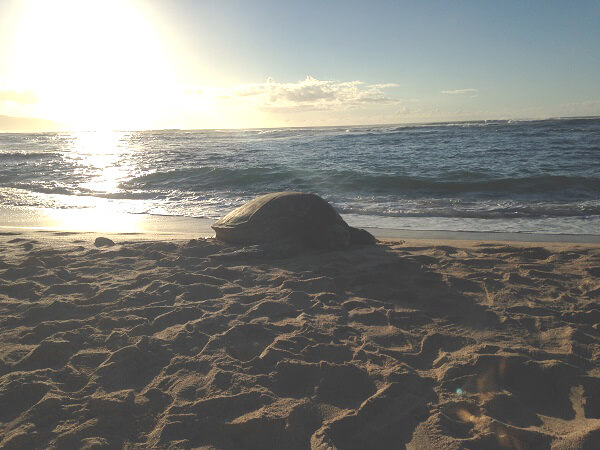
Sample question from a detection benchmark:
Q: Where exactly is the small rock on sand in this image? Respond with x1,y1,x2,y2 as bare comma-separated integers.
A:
94,237,115,247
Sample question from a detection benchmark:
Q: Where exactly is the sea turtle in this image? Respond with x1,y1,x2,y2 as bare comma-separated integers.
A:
212,192,376,249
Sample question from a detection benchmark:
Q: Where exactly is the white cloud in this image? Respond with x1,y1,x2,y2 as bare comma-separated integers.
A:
441,88,478,95
0,88,38,104
556,99,600,116
209,76,399,110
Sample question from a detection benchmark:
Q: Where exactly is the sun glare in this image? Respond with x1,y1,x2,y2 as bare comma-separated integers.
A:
69,131,132,193
43,130,143,232
9,0,179,130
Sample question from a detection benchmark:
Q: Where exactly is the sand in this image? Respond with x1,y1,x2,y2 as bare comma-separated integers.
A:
0,230,599,449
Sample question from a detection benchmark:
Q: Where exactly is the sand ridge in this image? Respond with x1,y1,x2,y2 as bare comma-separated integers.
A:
0,232,599,449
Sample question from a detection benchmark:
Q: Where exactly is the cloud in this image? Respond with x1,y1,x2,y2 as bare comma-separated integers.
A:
0,89,38,104
0,114,61,132
212,76,400,110
557,99,600,115
441,88,478,95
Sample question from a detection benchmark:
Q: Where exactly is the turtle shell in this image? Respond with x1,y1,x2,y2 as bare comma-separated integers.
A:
211,192,349,247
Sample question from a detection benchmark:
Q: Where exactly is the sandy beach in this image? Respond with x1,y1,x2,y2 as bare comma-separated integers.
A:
0,229,598,449
1,0,599,447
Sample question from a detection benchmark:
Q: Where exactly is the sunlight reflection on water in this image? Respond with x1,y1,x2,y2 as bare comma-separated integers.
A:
65,130,136,195
45,207,144,233
36,131,146,232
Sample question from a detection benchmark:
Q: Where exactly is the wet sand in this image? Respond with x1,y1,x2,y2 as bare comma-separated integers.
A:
0,229,599,449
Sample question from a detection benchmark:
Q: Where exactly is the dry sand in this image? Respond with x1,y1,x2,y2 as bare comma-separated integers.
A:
0,230,599,449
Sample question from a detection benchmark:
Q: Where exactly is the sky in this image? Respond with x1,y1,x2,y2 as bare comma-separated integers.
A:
0,0,599,131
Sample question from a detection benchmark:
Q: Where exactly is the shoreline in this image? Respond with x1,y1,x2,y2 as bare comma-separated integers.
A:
1,206,599,245
0,214,600,245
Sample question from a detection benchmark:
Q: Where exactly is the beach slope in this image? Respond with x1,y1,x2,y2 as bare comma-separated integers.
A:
0,232,599,449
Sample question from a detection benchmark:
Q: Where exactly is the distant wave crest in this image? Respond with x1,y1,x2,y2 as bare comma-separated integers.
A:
121,167,600,197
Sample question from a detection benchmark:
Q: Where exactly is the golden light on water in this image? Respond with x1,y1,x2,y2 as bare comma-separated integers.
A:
40,130,143,232
69,131,132,194
44,207,144,233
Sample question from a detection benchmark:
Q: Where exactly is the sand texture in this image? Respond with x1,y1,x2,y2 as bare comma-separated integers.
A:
0,232,599,449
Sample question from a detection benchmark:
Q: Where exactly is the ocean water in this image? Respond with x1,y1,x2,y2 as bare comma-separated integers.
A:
1,117,599,235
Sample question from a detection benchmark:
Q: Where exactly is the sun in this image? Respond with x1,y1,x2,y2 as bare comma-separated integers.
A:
8,0,180,130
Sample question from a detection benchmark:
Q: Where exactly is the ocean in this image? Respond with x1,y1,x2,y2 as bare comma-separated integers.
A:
1,117,599,235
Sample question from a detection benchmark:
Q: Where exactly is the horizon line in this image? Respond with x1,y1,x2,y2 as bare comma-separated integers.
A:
1,114,599,134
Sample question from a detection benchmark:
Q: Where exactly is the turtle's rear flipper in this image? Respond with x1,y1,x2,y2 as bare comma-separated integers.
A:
349,227,377,245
